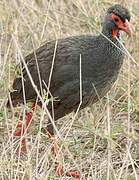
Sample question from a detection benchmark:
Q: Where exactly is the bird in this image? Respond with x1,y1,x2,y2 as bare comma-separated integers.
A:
7,4,131,178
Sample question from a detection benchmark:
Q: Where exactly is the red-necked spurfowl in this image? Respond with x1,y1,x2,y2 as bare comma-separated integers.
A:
7,4,131,178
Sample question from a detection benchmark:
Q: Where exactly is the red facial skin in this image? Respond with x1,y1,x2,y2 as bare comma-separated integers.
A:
111,13,131,38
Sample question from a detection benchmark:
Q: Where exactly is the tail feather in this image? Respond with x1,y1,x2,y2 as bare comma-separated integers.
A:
7,77,37,108
7,77,22,108
7,91,21,108
13,77,22,92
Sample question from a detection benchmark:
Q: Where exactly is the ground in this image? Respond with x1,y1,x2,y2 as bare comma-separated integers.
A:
0,0,139,179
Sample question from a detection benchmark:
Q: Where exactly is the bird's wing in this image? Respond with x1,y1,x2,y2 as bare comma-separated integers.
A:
9,35,98,105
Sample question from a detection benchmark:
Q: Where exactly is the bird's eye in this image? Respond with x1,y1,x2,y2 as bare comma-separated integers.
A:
114,18,119,22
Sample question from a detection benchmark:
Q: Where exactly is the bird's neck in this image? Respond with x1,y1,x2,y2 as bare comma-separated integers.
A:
99,26,123,56
101,25,120,41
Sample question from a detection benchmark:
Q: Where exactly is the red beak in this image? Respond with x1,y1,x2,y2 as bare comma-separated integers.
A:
118,19,132,36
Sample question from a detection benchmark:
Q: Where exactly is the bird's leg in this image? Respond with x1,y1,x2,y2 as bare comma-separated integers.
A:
13,103,37,154
46,122,64,176
47,123,80,179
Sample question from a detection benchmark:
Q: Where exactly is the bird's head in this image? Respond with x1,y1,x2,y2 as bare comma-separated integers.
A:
103,4,131,38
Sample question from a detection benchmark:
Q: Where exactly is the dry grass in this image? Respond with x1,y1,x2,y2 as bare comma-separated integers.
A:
0,0,139,179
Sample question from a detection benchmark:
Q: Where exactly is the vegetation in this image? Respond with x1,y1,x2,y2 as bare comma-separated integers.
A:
0,0,139,179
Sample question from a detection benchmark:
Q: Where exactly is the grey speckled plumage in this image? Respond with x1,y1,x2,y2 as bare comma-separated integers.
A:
7,4,130,131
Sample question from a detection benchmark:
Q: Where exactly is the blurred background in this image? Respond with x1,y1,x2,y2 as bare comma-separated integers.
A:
0,0,139,179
